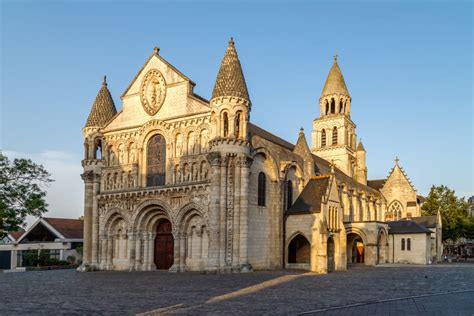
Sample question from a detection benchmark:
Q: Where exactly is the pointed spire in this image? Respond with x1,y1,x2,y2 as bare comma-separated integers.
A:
356,139,366,151
85,76,117,128
211,37,250,101
321,55,350,97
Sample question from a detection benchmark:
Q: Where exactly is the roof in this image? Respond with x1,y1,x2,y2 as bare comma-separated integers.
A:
85,76,118,128
286,176,330,214
409,216,437,229
43,218,84,239
367,179,385,191
9,229,25,240
356,140,365,151
417,195,426,203
321,56,350,97
388,220,432,234
211,38,250,101
248,123,295,151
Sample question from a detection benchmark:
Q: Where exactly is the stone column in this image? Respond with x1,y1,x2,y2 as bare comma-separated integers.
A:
179,233,186,271
143,233,149,270
10,250,17,269
342,186,350,222
106,237,113,270
232,159,241,267
91,177,100,268
135,232,142,271
361,193,367,222
128,231,136,271
206,152,221,272
149,233,156,270
239,155,252,271
170,230,181,272
351,190,359,222
81,171,95,266
219,156,227,268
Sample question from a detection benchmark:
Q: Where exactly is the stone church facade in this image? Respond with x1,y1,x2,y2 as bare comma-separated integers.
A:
80,39,438,273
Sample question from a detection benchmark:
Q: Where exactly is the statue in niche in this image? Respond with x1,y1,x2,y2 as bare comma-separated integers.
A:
200,130,209,153
129,143,137,163
109,149,116,166
176,134,183,157
128,171,134,188
188,133,195,155
118,144,125,164
201,162,208,179
122,172,128,189
192,163,198,181
175,165,181,184
184,164,190,182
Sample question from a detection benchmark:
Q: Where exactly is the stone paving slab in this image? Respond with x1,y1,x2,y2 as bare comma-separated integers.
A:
0,265,473,315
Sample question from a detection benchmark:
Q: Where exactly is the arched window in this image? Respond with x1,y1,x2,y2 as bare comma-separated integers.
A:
325,101,329,115
94,139,102,160
146,134,166,187
222,112,229,137
388,201,403,220
234,112,241,138
401,238,405,251
84,140,89,160
332,126,338,145
339,100,343,113
330,98,335,113
286,180,293,210
257,172,266,206
321,129,327,147
407,238,411,251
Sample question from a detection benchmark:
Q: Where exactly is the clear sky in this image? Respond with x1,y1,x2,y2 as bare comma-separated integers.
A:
1,1,472,222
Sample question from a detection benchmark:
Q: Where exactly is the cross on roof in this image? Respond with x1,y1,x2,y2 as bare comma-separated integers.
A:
395,157,399,165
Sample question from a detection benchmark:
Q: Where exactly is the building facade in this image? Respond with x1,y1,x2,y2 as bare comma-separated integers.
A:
80,39,438,273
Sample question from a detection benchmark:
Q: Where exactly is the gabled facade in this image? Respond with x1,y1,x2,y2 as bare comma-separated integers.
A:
80,39,439,273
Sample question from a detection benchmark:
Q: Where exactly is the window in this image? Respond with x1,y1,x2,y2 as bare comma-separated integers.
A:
94,138,102,159
257,172,266,206
388,201,403,220
339,100,343,113
223,112,229,137
286,180,293,210
234,112,241,138
50,249,60,260
332,127,338,145
321,129,327,147
401,238,405,251
325,101,329,115
330,98,335,113
407,238,411,251
146,134,166,187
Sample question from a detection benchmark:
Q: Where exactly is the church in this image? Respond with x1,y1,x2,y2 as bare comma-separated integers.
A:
80,38,441,273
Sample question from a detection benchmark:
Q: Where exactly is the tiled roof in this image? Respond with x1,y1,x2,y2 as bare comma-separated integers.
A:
367,179,385,191
321,57,350,97
388,220,431,234
43,218,84,239
85,77,117,127
410,216,437,229
9,229,25,240
286,176,330,214
211,38,250,101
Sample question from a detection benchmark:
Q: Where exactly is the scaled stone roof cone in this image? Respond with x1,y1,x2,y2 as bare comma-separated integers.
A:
357,139,366,151
85,76,118,127
211,37,250,101
321,56,350,97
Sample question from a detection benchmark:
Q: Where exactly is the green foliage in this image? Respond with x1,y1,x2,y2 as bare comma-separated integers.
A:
422,185,474,241
66,255,76,264
0,152,53,238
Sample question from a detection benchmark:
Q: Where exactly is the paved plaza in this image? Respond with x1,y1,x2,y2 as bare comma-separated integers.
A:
0,265,473,315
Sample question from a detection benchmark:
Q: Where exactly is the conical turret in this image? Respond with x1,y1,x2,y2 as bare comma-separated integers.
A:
319,56,351,117
355,139,367,185
211,37,250,102
85,76,117,128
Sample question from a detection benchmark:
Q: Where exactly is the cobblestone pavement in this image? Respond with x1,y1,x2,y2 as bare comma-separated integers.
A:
0,265,473,315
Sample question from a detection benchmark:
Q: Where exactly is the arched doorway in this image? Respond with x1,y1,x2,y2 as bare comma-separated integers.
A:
154,219,174,269
327,237,335,272
347,233,364,264
288,234,310,264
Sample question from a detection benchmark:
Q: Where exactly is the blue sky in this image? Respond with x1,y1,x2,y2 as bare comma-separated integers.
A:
1,1,472,221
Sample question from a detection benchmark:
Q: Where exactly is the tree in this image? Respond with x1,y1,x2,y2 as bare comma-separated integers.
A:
422,185,473,241
0,152,53,238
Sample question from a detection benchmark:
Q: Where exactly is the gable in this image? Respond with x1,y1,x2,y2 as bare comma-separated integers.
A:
327,175,340,203
381,165,417,210
105,51,210,131
20,222,59,243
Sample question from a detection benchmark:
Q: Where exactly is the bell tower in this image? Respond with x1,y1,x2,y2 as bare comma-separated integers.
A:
311,56,357,177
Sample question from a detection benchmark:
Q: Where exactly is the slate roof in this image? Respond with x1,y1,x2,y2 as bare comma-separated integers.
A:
321,57,350,97
43,218,84,239
367,179,385,191
409,216,437,229
387,220,431,234
85,77,118,128
212,38,250,101
248,123,295,151
286,176,330,215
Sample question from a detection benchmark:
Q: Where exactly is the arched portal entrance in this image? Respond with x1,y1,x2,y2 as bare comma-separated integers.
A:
154,219,174,269
347,233,364,264
288,234,310,264
327,237,335,272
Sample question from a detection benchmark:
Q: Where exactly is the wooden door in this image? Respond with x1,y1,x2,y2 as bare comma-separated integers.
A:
154,220,174,269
